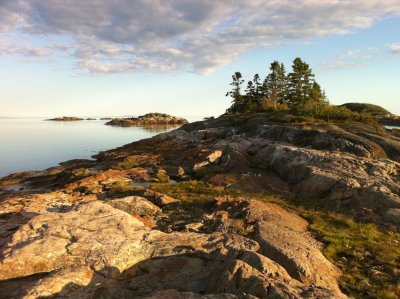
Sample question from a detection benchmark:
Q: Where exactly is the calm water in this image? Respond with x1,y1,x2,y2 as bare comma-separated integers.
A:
0,118,196,178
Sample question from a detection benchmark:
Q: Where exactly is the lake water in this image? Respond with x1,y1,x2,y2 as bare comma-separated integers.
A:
3,119,396,179
0,117,200,178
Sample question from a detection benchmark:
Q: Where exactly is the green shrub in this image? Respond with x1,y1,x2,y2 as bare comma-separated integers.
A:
107,182,142,197
294,100,377,124
155,170,170,183
339,103,389,116
112,161,139,170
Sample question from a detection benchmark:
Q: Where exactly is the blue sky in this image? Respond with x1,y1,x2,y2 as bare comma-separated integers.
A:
0,1,399,117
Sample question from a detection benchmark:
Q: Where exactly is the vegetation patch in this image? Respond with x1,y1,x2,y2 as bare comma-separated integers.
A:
192,165,227,180
304,212,400,299
150,181,400,299
155,170,170,183
112,161,139,170
225,58,379,124
152,181,225,208
107,182,143,197
339,103,390,116
105,113,188,127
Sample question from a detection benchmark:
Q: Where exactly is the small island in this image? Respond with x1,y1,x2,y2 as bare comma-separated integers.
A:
46,116,84,121
105,112,188,127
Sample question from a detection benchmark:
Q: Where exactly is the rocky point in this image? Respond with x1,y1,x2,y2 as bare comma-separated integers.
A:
1,113,399,298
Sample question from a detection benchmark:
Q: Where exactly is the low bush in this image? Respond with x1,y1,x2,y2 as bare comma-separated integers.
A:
112,161,139,170
155,170,170,183
294,100,377,124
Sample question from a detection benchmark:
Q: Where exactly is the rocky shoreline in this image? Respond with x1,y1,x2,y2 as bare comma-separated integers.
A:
1,113,399,298
46,116,84,121
105,113,188,127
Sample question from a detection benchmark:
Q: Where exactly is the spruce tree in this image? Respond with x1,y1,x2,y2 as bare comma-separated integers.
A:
309,82,324,102
287,58,314,106
264,61,288,106
252,73,262,100
251,73,263,110
226,72,245,112
244,80,262,111
245,80,256,101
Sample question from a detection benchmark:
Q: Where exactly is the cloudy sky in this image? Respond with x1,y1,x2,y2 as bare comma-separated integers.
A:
0,0,399,117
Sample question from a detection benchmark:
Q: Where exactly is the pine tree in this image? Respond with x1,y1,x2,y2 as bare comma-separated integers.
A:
306,81,328,115
245,80,256,101
226,58,328,114
226,72,245,112
252,73,262,101
287,58,314,106
309,82,324,102
243,80,261,111
264,61,288,106
254,73,265,110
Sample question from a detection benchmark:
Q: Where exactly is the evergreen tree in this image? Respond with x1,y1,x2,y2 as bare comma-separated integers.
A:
243,80,261,111
226,72,245,112
287,58,314,106
260,75,269,99
264,61,288,106
252,73,263,101
226,58,329,114
309,82,325,102
304,81,328,116
245,80,256,101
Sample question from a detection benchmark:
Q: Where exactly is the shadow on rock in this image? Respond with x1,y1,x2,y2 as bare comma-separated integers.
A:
7,251,303,299
0,211,39,257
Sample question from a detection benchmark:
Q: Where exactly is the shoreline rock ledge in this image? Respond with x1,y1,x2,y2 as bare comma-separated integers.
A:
1,113,399,298
105,113,188,127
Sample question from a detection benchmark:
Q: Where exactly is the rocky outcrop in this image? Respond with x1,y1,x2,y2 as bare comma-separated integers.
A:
105,113,188,127
95,116,400,229
0,193,345,298
2,113,400,297
46,117,84,121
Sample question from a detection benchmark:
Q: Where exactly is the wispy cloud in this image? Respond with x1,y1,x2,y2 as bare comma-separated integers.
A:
320,61,366,70
387,43,400,57
0,42,51,57
319,46,381,70
341,50,371,59
1,0,400,74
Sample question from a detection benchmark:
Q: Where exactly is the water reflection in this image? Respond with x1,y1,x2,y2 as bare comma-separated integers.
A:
139,124,183,133
0,118,178,177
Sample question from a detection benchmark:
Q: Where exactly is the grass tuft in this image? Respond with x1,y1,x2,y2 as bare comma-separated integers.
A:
112,161,139,170
150,180,400,298
155,170,170,183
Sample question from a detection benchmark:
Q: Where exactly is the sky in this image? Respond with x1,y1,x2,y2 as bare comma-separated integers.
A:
0,0,399,118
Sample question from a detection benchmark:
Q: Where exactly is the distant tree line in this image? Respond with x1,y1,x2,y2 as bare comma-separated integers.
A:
226,57,327,114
